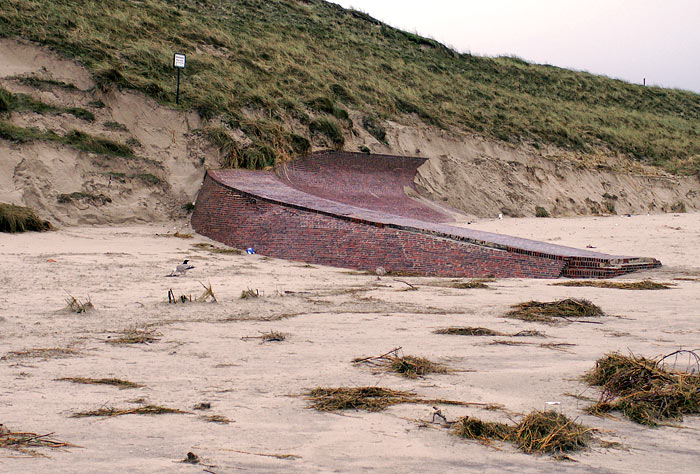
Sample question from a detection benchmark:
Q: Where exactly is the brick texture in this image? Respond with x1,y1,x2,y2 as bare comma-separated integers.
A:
191,152,661,278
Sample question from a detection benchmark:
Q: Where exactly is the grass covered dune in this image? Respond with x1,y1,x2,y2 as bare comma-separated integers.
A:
1,0,699,172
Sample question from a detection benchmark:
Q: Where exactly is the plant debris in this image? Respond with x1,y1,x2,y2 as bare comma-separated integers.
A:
0,424,72,455
192,242,243,254
448,279,492,289
305,386,494,413
434,327,504,336
553,280,674,290
241,331,287,343
307,386,415,412
199,414,231,424
435,327,547,338
454,411,594,456
56,377,142,389
72,404,186,418
584,351,700,426
353,347,449,378
197,281,217,303
514,411,593,455
505,298,604,324
453,417,511,443
65,294,94,313
106,328,160,345
1,347,78,360
241,288,261,299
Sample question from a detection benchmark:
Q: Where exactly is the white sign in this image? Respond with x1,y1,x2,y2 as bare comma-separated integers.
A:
173,53,186,69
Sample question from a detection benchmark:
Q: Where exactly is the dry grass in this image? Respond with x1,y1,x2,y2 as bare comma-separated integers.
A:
72,404,185,418
197,281,217,303
434,327,504,336
505,298,604,324
305,387,493,412
453,417,511,443
454,411,594,456
192,242,243,255
353,348,449,378
1,347,78,360
584,351,700,426
56,377,142,389
553,280,674,290
0,425,72,455
391,356,449,378
306,387,416,412
241,288,261,299
241,331,287,343
489,340,530,346
65,294,94,313
199,414,231,424
435,327,547,338
0,202,52,233
106,328,160,345
513,411,593,455
448,279,492,289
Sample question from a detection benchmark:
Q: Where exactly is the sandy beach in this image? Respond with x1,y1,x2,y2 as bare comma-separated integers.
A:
2,213,699,472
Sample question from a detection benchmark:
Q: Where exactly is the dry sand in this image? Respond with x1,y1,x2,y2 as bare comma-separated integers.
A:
1,214,699,473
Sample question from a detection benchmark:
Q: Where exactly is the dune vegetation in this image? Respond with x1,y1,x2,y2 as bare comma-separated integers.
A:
0,0,698,171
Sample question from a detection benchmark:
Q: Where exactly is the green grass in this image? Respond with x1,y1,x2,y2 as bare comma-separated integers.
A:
0,120,133,157
0,202,52,232
0,1,698,172
0,86,94,121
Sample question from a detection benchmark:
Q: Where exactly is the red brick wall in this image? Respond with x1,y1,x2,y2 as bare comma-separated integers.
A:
192,173,567,278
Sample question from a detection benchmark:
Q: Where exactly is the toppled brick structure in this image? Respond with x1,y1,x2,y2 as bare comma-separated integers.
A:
191,152,661,278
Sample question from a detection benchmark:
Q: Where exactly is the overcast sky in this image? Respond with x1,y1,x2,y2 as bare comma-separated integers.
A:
332,0,700,93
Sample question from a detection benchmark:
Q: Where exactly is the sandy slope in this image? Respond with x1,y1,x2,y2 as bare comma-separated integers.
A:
1,214,699,473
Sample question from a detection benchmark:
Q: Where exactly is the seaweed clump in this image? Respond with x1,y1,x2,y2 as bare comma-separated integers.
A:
506,298,603,324
454,411,593,456
584,352,700,426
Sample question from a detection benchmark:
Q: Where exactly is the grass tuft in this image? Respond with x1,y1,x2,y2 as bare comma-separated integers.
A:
192,242,242,254
553,280,674,290
584,352,700,426
1,347,78,360
309,117,344,149
306,387,417,412
454,411,593,456
513,411,593,455
56,377,142,389
65,294,94,313
505,298,604,324
434,327,504,336
106,328,160,345
0,202,52,233
72,404,185,418
353,347,449,378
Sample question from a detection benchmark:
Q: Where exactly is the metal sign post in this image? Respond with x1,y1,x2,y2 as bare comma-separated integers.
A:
173,53,186,104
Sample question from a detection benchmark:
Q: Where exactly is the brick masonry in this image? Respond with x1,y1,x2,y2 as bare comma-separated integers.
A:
191,152,661,278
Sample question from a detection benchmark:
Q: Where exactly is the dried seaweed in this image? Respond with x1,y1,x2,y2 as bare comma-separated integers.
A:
584,351,700,426
72,404,185,418
506,299,604,324
56,377,142,389
553,280,673,290
454,411,593,456
353,347,449,378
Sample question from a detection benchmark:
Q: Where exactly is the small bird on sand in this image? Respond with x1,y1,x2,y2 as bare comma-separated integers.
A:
175,259,195,275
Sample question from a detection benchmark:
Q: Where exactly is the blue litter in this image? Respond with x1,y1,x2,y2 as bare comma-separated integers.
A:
246,247,255,254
